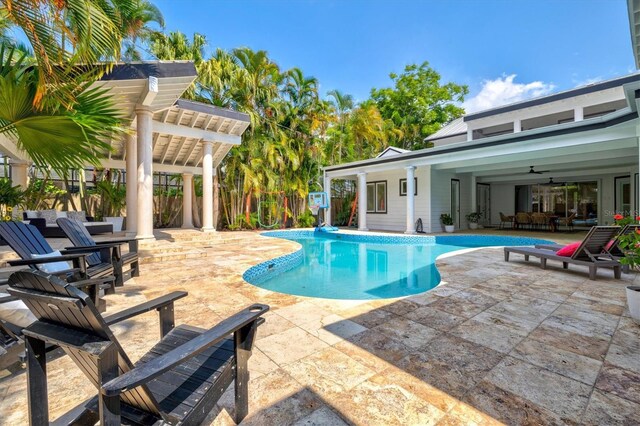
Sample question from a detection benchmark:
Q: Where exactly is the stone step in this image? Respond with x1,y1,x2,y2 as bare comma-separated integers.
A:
138,249,208,264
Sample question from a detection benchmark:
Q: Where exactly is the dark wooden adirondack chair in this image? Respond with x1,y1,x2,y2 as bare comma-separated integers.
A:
57,217,140,287
8,270,269,425
0,221,116,311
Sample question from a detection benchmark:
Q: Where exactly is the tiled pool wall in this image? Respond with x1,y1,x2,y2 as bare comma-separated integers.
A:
242,242,304,285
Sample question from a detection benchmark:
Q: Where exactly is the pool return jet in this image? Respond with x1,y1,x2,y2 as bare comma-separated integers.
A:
308,191,339,233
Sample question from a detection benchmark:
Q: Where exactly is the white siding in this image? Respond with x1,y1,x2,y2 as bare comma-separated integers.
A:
363,168,430,232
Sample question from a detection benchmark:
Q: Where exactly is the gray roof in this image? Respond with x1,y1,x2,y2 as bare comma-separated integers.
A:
425,117,467,141
464,73,640,121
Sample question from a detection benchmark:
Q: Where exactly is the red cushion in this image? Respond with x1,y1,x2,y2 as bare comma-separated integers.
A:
604,239,614,251
557,241,581,257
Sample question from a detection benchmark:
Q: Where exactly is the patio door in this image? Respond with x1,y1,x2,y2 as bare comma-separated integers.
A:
451,179,460,229
615,176,631,216
476,183,490,225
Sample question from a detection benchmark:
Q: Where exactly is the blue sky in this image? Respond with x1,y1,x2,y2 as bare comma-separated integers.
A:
156,0,632,111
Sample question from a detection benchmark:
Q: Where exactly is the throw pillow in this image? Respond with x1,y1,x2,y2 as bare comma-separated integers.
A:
557,241,581,257
38,209,57,224
24,210,38,219
55,211,68,219
31,250,71,274
0,294,37,327
68,211,87,222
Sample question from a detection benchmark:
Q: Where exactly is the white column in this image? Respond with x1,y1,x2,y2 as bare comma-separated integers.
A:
357,172,368,231
513,119,521,133
323,175,332,226
201,141,214,231
466,128,473,141
470,174,477,215
125,133,137,235
405,166,416,234
182,172,194,228
575,107,584,122
424,165,432,233
10,161,29,190
136,107,154,239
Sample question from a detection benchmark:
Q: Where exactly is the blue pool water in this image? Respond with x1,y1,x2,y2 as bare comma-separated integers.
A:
243,231,552,300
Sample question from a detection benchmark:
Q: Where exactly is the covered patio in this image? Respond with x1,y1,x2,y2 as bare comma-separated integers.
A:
0,62,250,239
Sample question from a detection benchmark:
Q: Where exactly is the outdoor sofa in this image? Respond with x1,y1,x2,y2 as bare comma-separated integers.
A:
22,209,113,237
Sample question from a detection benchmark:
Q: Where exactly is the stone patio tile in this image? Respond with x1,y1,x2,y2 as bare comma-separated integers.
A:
582,389,640,425
605,343,640,374
464,380,569,426
405,291,444,306
330,374,446,426
381,299,420,316
248,348,280,379
334,329,413,370
538,313,616,342
255,311,297,340
528,324,611,361
510,338,602,385
397,335,503,399
372,316,441,349
273,300,335,328
377,365,459,413
564,295,625,316
473,296,558,333
595,362,640,404
404,305,467,331
552,303,620,329
256,326,329,366
428,289,499,318
296,313,367,345
451,318,528,353
291,406,349,426
345,307,398,329
485,356,591,421
436,402,505,426
239,388,324,426
282,347,375,396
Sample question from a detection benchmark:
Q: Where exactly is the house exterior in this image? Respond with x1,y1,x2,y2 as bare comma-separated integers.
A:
323,72,640,233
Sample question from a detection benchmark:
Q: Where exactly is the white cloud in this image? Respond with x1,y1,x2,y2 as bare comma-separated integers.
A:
463,74,555,113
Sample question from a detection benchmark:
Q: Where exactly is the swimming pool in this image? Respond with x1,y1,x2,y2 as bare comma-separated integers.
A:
243,231,552,300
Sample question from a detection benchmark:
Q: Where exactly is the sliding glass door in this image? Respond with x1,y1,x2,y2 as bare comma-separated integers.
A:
528,181,598,226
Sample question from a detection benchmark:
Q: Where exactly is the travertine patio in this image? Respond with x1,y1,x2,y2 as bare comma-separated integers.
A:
1,230,639,425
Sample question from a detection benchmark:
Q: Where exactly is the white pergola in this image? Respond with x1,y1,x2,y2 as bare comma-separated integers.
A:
0,61,250,239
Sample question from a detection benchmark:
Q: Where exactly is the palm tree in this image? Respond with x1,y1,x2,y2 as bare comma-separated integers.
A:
2,0,128,107
327,89,354,163
117,0,165,61
0,43,122,173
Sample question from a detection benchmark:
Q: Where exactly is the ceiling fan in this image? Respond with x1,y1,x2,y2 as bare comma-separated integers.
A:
544,177,565,186
527,165,550,174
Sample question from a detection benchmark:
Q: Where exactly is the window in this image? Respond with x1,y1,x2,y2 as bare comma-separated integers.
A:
399,178,418,196
366,181,387,213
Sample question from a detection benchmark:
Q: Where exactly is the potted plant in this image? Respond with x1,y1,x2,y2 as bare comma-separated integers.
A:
440,213,454,233
95,180,126,231
614,214,640,323
466,212,482,230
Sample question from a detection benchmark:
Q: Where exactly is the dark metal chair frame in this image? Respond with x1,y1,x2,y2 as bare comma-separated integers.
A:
8,270,268,425
57,217,140,287
0,221,117,311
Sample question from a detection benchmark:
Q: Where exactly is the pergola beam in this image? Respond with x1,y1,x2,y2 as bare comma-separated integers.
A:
153,121,242,145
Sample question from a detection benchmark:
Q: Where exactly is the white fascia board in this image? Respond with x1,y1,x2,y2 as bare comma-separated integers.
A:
99,158,203,175
0,134,30,162
152,121,241,145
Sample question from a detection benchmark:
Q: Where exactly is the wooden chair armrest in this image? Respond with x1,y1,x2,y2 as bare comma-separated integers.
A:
101,303,269,396
8,253,87,266
68,276,114,289
63,245,119,252
104,291,188,326
0,293,18,303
